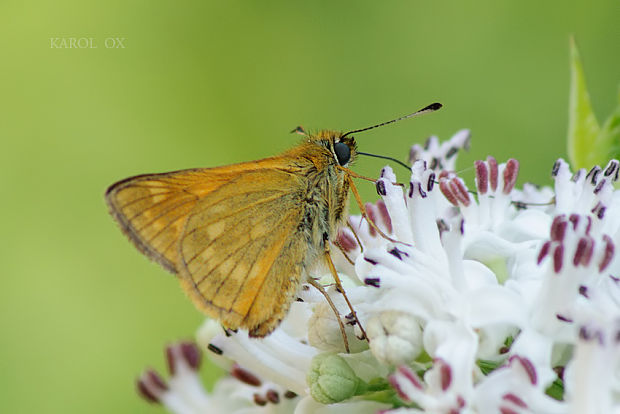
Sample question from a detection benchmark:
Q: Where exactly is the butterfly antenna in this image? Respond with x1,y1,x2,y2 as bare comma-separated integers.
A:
356,152,411,171
341,102,442,138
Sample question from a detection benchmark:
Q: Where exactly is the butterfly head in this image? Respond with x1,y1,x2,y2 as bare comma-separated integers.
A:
311,130,358,168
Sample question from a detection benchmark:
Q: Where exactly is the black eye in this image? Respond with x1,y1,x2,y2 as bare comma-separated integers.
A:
334,141,351,165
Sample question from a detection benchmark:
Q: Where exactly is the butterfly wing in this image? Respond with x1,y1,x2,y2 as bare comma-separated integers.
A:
106,168,216,273
105,159,290,273
177,168,309,337
106,159,311,336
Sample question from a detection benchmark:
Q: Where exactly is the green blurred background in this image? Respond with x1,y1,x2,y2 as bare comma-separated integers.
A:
1,1,619,413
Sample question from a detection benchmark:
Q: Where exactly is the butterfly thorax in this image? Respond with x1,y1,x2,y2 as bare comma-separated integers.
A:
280,131,357,272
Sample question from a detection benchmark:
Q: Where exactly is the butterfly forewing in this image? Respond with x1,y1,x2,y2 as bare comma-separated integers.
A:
177,168,308,336
106,158,312,336
105,170,213,272
105,159,289,272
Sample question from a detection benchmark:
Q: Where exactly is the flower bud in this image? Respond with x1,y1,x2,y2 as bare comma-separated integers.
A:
307,353,366,404
367,311,423,366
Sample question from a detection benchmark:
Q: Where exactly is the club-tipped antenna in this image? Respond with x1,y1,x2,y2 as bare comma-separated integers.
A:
341,102,442,138
356,152,411,171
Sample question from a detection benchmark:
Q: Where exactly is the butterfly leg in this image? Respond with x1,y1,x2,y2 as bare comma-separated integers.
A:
323,240,368,343
333,239,355,265
307,277,351,353
338,165,406,189
338,167,377,183
346,219,364,253
345,174,407,245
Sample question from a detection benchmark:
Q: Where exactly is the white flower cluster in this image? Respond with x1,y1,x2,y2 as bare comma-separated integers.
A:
137,131,620,414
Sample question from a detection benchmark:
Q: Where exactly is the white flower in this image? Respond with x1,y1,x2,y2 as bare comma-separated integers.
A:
135,131,620,413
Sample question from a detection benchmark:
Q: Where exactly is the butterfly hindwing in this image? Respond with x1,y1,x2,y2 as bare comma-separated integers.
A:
177,168,309,336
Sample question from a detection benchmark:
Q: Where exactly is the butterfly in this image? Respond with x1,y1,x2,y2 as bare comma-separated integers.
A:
105,103,441,351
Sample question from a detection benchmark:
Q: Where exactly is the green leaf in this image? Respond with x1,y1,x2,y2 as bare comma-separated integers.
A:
567,37,601,168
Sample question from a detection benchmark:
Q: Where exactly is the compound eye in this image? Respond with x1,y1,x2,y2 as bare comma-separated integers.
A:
334,141,351,165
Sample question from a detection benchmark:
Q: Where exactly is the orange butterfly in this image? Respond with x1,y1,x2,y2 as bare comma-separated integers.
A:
105,103,441,351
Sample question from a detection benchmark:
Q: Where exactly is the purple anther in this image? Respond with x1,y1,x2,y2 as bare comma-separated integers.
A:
439,170,451,180
600,234,615,272
446,146,459,159
475,160,488,195
438,360,452,391
266,390,280,404
364,277,380,288
502,159,519,194
604,160,617,177
537,241,551,264
207,343,223,355
449,179,471,207
550,216,567,241
178,343,201,370
398,365,424,390
587,166,601,185
231,364,262,387
389,247,408,260
427,172,436,192
581,237,594,266
376,180,387,196
604,160,620,181
573,237,586,266
388,376,411,402
364,257,378,265
337,229,358,252
502,393,527,408
568,214,579,230
592,203,606,219
440,179,459,206
510,355,537,385
137,370,168,403
553,245,564,273
488,156,498,191
254,393,267,406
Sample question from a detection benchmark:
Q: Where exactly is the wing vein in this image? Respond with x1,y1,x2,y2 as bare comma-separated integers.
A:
118,190,178,210
135,198,197,232
239,220,294,322
181,191,288,250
